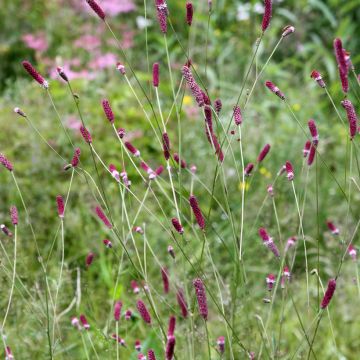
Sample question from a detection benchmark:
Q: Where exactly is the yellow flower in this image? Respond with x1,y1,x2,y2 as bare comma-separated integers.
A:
183,95,192,105
259,167,271,179
238,181,250,191
292,103,301,112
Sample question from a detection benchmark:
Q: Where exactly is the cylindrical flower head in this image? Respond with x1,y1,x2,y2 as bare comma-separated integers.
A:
118,128,126,138
155,0,168,33
348,244,357,261
257,144,271,162
86,0,105,20
285,161,294,181
258,227,280,258
321,279,336,309
86,252,94,267
261,0,272,32
6,346,14,360
189,195,205,230
307,144,316,166
153,63,159,87
333,38,347,74
303,140,311,158
161,267,170,294
282,25,295,37
186,2,193,26
102,99,114,123
308,119,319,145
217,336,225,354
14,107,26,117
57,66,68,82
125,141,140,157
135,340,141,351
244,163,254,177
22,60,49,88
0,153,14,171
327,221,339,235
233,105,242,126
80,126,92,144
136,300,152,324
10,206,18,225
176,288,188,318
204,105,213,133
265,81,285,100
114,301,122,321
174,153,186,168
311,70,326,88
171,217,184,234
155,165,164,176
71,148,81,167
182,66,204,107
162,132,170,160
341,100,358,140
214,98,222,115
95,206,112,229
165,336,176,360
167,315,176,338
103,239,112,248
80,314,90,329
125,309,132,320
338,68,349,94
1,224,13,237
193,278,208,320
148,349,157,360
266,273,276,291
56,195,65,218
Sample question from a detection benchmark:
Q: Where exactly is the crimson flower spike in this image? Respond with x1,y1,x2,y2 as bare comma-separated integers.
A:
148,349,157,360
80,314,90,329
0,153,14,172
258,227,280,258
155,0,168,33
102,99,114,123
80,125,92,144
57,66,68,82
321,279,336,309
135,340,141,351
193,278,208,320
265,81,285,100
95,206,112,229
114,301,122,321
285,161,294,181
186,2,193,26
136,300,152,324
171,217,184,234
261,0,272,32
341,100,358,140
307,144,316,166
22,60,49,88
165,336,176,360
176,288,188,318
257,144,271,162
167,315,176,338
303,140,311,158
153,62,159,87
174,153,186,168
233,105,242,126
327,221,339,235
333,38,347,74
308,119,319,145
189,195,205,230
125,141,140,157
86,0,105,20
56,195,65,218
86,252,95,267
214,98,222,115
71,147,81,168
103,239,112,248
161,267,170,294
311,70,326,88
10,206,18,226
162,132,170,160
244,163,254,177
182,65,204,107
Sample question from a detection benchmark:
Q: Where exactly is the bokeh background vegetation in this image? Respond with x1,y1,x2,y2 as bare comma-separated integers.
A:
0,0,360,358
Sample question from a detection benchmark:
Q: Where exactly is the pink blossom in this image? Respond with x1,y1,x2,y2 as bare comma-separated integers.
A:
22,32,48,52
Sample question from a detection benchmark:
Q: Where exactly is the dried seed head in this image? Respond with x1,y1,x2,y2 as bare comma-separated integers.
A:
153,62,159,87
310,70,326,88
182,65,204,107
308,119,319,145
80,314,90,329
327,221,339,235
57,66,68,82
71,147,81,167
155,0,168,33
14,107,26,117
257,144,271,162
80,126,92,144
320,279,336,309
341,99,358,140
265,81,285,100
189,195,205,230
95,206,112,229
167,315,176,338
266,273,276,291
165,336,176,360
56,195,65,218
103,239,112,248
131,280,140,294
10,206,18,225
186,2,193,26
307,144,316,166
233,105,242,126
161,267,170,294
303,140,311,158
116,62,126,75
125,141,140,157
136,300,152,324
22,60,49,88
171,217,184,234
162,132,170,160
167,245,175,259
348,244,357,261
102,99,114,123
148,349,157,360
261,0,272,32
214,98,222,115
285,161,294,181
0,153,14,171
176,288,188,318
282,25,295,37
86,252,94,267
193,278,208,320
217,336,225,354
258,227,280,258
244,163,254,177
114,301,122,322
86,0,105,20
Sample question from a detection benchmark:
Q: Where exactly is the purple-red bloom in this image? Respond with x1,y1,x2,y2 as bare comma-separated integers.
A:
193,278,208,320
114,301,122,321
244,163,254,177
320,279,336,309
86,0,106,20
307,144,316,166
189,195,205,230
80,126,92,144
10,206,18,225
214,98,222,115
86,252,95,267
303,140,311,158
71,147,81,167
285,161,294,181
22,60,48,88
257,144,271,162
161,267,170,294
0,153,14,171
171,217,184,234
174,153,186,168
217,336,225,355
308,119,319,145
162,132,170,160
148,349,157,360
165,336,176,360
341,100,358,140
167,315,176,338
153,62,159,87
233,105,242,126
258,228,280,258
80,314,90,329
95,206,112,229
103,239,112,248
327,221,339,235
155,0,168,33
56,195,65,218
182,65,204,107
265,80,285,100
136,300,152,324
125,141,140,157
311,70,326,88
266,273,276,291
102,99,114,123
176,288,188,318
186,2,193,26
261,0,272,32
